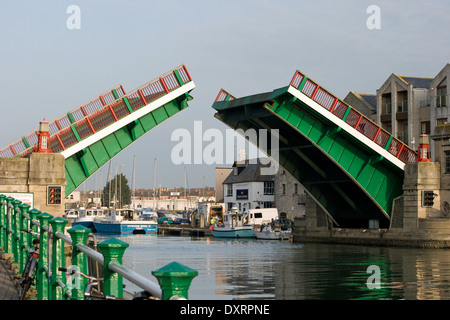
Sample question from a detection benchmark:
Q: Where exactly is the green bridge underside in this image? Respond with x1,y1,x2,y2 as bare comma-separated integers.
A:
213,87,404,228
65,94,190,196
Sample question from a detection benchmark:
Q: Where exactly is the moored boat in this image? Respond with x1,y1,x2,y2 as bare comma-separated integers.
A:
253,219,293,240
93,208,158,234
65,209,79,221
211,208,255,238
72,208,105,231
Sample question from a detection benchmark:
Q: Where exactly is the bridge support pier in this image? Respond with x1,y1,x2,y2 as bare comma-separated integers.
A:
292,160,450,247
0,153,66,217
396,162,441,232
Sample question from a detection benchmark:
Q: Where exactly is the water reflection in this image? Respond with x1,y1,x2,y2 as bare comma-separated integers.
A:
274,244,450,300
98,234,450,300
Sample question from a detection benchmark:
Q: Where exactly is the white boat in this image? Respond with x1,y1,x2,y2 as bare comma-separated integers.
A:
72,208,105,231
65,209,79,220
93,208,158,234
211,208,255,238
253,219,293,240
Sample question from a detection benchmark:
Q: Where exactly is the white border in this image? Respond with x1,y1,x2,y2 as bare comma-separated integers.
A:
61,81,195,159
287,86,405,170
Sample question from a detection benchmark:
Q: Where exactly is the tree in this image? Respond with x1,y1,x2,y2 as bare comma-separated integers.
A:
102,173,131,208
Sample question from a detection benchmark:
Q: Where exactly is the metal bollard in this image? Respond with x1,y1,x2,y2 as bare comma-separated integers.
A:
37,212,53,300
11,200,22,269
27,209,41,248
4,197,14,259
19,203,31,273
98,237,129,299
50,217,68,300
152,261,198,300
67,225,91,300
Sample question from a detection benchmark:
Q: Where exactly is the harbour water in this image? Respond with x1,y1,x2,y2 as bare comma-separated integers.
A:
96,233,450,300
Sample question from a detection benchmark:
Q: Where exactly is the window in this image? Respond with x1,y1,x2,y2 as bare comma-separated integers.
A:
445,151,450,174
421,121,430,134
381,94,392,115
437,118,447,126
226,184,233,197
437,83,447,107
294,183,298,195
282,184,286,195
263,202,273,208
263,181,274,195
397,121,408,144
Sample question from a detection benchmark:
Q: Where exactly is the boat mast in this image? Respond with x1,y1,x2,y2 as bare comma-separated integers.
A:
153,158,157,211
132,155,136,209
114,164,118,210
107,160,112,208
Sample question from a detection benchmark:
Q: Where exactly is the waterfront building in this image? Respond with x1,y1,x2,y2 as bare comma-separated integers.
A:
375,73,432,148
343,91,377,121
344,63,450,161
430,64,450,155
222,158,275,213
220,158,306,221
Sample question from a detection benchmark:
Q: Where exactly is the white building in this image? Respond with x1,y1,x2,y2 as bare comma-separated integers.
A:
222,159,275,213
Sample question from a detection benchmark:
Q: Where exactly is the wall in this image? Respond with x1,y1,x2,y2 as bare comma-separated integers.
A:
0,153,66,217
402,162,441,232
274,168,306,221
215,168,232,203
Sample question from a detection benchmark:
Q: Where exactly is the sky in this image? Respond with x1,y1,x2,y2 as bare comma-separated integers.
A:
0,0,449,190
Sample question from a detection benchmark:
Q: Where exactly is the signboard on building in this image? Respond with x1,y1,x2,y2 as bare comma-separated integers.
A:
0,192,34,208
236,189,248,200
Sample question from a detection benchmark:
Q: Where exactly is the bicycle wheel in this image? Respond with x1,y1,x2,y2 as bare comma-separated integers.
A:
19,256,37,300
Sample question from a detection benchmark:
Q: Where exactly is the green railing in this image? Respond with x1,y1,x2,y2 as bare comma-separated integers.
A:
0,194,198,300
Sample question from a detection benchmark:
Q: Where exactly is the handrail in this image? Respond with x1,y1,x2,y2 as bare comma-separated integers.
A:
0,65,193,158
0,194,198,300
109,261,162,298
215,88,236,102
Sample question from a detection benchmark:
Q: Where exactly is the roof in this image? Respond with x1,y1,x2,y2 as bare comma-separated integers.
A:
397,76,433,89
359,94,377,109
222,158,275,184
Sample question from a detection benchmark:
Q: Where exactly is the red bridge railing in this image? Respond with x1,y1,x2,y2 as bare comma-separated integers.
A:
290,71,418,164
0,65,192,158
215,89,236,102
